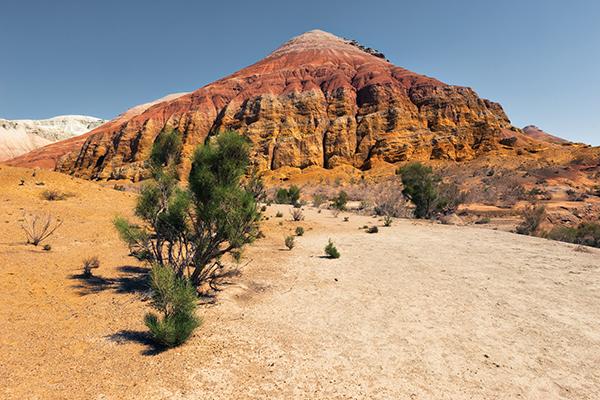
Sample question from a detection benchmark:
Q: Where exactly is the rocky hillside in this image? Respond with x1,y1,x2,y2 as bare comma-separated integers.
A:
8,30,542,179
0,115,105,161
522,125,570,144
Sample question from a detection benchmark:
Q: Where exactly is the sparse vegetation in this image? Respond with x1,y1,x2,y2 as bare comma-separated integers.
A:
82,256,100,278
42,244,51,251
275,211,283,218
383,215,392,227
516,204,546,235
41,189,67,201
295,226,304,236
114,130,261,289
284,235,295,250
144,263,200,347
324,239,340,259
546,222,600,248
290,208,304,221
343,216,349,222
312,193,327,208
475,217,491,225
20,212,63,246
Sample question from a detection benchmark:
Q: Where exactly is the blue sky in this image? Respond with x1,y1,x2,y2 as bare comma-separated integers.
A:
1,0,599,144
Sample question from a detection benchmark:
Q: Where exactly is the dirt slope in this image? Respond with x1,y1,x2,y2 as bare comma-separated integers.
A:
0,166,599,399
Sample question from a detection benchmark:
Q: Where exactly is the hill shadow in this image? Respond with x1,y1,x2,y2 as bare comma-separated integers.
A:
69,264,149,296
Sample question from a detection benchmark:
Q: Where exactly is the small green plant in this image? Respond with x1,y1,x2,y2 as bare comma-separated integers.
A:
144,263,200,348
284,235,295,250
367,226,379,234
475,217,491,225
42,244,52,251
295,226,304,236
383,215,392,227
331,191,348,211
275,211,283,218
41,189,67,201
324,239,340,259
82,256,100,278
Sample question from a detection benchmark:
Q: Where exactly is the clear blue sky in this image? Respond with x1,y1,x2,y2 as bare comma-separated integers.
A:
1,0,599,144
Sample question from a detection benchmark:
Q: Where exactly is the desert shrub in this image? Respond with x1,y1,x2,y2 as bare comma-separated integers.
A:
397,163,462,218
115,130,261,288
383,215,392,227
367,226,379,233
312,193,327,208
516,204,546,235
324,239,340,259
41,189,67,201
260,205,267,212
331,191,348,211
275,211,283,218
275,185,301,206
546,223,600,248
295,226,304,236
42,244,52,251
144,263,200,347
284,235,295,250
149,128,183,169
20,212,63,246
343,216,349,222
82,256,100,278
546,226,578,243
290,208,304,221
113,184,126,191
475,217,491,225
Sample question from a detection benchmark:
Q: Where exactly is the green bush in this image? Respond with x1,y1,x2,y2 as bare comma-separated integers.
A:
114,130,261,288
144,263,200,347
324,239,340,259
275,185,301,206
547,222,600,248
331,191,348,211
295,226,304,236
284,235,295,250
475,217,491,225
396,162,463,219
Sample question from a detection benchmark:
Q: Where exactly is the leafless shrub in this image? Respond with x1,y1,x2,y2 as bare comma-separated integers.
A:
20,212,63,246
41,189,68,201
290,208,304,221
331,208,341,218
516,204,546,235
82,256,100,278
371,179,412,218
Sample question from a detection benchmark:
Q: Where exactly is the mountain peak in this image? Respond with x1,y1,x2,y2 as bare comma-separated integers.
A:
269,29,381,60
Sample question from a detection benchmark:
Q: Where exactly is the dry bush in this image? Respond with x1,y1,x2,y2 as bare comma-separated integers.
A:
516,204,546,235
20,212,63,246
82,256,100,278
41,189,68,201
290,208,304,221
371,179,412,218
467,171,527,207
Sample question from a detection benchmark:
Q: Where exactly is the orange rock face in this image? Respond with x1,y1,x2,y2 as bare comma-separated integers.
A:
8,30,514,178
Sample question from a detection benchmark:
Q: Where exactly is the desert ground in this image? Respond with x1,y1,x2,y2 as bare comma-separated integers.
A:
1,165,599,399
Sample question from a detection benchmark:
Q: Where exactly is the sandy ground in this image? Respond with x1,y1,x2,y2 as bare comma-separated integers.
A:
1,166,599,399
